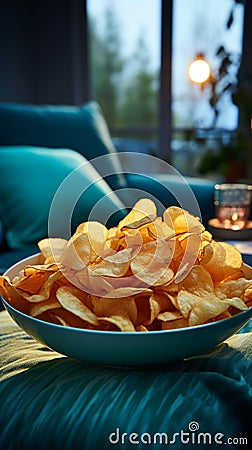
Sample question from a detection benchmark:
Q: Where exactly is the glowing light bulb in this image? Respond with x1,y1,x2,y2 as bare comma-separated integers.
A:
189,55,211,84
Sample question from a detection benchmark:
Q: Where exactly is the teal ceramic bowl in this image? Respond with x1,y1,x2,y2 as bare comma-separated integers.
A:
1,254,252,367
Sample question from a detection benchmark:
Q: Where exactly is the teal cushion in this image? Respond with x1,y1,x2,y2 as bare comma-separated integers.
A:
0,101,126,190
0,146,126,250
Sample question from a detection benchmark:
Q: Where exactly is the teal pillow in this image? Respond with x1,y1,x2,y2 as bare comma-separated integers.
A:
0,101,126,190
0,146,126,250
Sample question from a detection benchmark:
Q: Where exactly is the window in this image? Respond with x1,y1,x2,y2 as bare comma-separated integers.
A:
87,0,161,153
86,0,247,176
171,0,245,175
172,0,244,130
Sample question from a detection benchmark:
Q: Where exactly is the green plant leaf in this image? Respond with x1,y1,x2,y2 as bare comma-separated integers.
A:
222,82,233,93
216,45,225,56
227,10,234,29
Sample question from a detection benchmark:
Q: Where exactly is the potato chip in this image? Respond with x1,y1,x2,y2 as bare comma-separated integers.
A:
174,233,202,282
38,238,67,261
179,265,214,296
56,286,99,326
156,289,179,310
215,277,252,301
76,221,110,260
118,198,157,230
30,299,62,317
136,324,148,332
200,241,243,283
13,271,47,295
134,293,153,326
177,265,222,318
92,295,137,323
98,316,136,332
158,310,189,330
49,308,95,328
161,317,189,330
200,231,213,250
189,296,247,327
59,233,91,270
88,247,131,277
146,217,175,240
163,206,204,235
75,268,114,296
177,290,202,319
158,310,183,321
0,276,30,314
12,264,58,295
124,229,143,250
20,271,64,302
145,292,175,325
130,240,174,286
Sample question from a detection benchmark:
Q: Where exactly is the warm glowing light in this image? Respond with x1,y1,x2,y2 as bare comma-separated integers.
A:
189,56,211,84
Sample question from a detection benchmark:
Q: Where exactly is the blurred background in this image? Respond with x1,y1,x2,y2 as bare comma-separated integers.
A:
0,0,251,181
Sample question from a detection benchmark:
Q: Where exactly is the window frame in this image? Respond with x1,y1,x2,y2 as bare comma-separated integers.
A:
83,0,251,164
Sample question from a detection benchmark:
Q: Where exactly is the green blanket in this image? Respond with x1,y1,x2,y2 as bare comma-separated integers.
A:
0,310,251,450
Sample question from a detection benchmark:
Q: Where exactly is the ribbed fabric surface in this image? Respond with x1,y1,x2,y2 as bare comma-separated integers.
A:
0,310,251,450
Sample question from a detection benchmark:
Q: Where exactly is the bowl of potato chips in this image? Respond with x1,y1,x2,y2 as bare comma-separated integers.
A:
1,199,252,367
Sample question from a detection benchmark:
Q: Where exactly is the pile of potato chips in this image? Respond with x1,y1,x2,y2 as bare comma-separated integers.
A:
1,199,252,332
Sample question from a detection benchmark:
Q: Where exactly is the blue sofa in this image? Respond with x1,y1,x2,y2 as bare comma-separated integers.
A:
1,102,251,450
